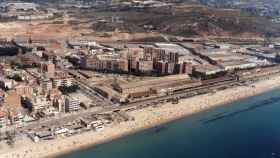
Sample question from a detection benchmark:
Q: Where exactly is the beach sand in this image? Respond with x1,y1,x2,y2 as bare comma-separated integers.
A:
1,76,280,158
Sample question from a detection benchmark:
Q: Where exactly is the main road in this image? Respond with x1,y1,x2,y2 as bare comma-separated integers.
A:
21,78,240,131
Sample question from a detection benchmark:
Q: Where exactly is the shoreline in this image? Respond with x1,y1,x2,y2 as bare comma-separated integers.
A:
1,76,280,158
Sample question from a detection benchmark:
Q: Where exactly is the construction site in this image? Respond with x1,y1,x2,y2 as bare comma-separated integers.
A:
0,1,279,43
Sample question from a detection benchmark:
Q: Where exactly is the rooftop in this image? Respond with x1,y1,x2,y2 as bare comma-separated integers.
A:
194,65,225,75
219,60,257,67
154,43,190,55
117,74,190,90
3,2,38,10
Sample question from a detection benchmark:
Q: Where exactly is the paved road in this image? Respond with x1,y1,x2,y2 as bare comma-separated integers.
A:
20,79,240,131
7,70,276,133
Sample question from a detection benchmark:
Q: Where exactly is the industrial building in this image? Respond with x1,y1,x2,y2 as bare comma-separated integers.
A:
219,60,257,71
192,65,226,80
112,75,201,99
2,2,38,11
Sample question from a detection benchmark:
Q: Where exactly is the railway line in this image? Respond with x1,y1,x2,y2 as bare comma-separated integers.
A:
8,69,280,134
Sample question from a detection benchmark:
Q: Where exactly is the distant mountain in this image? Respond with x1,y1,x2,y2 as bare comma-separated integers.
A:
6,0,280,38
196,0,280,17
88,4,280,38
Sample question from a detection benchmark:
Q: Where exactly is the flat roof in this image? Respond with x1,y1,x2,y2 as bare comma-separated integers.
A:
218,60,257,67
207,53,250,61
194,65,225,75
199,48,230,55
154,43,191,55
117,74,190,90
68,92,89,103
101,43,154,50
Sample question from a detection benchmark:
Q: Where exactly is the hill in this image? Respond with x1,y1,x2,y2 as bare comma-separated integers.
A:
79,4,280,38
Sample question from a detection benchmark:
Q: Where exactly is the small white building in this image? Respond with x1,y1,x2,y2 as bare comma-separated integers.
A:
54,128,69,135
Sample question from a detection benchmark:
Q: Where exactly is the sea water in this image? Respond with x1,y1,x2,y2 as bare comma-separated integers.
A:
57,88,280,158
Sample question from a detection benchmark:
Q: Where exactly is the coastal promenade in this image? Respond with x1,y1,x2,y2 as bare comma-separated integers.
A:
1,76,280,158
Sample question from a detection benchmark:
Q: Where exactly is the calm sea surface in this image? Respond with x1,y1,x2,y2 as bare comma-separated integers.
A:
56,88,280,158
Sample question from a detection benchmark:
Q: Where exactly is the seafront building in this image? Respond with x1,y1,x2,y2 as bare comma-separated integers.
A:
0,35,279,146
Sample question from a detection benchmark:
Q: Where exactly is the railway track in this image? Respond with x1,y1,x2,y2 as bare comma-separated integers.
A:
8,71,279,134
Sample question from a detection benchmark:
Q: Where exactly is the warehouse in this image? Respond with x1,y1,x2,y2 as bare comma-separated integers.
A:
112,75,201,99
219,60,257,71
192,65,226,80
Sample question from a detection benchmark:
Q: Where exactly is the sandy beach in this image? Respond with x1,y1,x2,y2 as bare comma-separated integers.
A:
1,76,280,158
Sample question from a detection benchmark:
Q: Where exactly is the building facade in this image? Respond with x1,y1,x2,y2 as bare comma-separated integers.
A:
65,96,80,112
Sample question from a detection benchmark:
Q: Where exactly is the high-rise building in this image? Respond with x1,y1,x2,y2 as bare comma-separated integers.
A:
40,77,53,94
14,84,33,99
4,90,21,108
138,60,153,74
41,62,55,78
166,63,175,74
155,61,168,75
52,71,74,88
0,106,7,127
53,95,65,113
31,96,51,111
65,96,80,112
